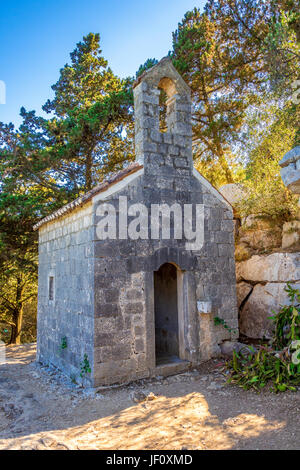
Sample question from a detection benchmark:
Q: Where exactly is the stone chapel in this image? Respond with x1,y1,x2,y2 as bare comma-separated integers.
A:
34,58,238,386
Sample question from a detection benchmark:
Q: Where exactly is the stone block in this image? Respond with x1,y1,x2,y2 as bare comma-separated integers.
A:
218,244,233,257
197,300,212,314
134,338,145,353
282,220,300,249
124,302,144,315
236,252,300,283
95,303,121,318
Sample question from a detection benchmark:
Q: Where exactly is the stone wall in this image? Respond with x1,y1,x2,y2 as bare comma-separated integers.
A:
37,203,95,385
219,182,300,340
233,209,300,340
91,168,238,385
92,173,150,385
235,220,300,340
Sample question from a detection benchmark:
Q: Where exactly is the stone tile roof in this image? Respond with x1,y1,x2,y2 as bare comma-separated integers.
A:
33,162,143,231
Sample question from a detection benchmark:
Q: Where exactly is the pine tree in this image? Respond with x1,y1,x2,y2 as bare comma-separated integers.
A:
43,33,134,191
0,116,64,344
171,5,268,185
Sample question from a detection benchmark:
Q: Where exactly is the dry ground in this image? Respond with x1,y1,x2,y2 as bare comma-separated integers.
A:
0,343,299,450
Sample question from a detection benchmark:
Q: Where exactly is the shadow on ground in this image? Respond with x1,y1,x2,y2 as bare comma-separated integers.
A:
0,344,299,450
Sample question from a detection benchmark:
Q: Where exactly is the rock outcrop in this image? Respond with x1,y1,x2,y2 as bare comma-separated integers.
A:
236,253,300,339
237,253,300,283
235,217,283,262
233,146,300,340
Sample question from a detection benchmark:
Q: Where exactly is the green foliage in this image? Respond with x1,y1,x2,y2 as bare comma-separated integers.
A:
0,264,37,344
0,34,135,343
0,300,37,344
268,283,300,350
237,175,297,222
0,3,299,344
195,153,245,189
43,33,134,191
135,58,158,79
80,354,91,378
263,1,300,96
60,336,68,350
214,316,238,334
228,348,300,392
236,102,299,221
171,6,255,184
226,283,300,392
0,112,62,344
170,1,299,186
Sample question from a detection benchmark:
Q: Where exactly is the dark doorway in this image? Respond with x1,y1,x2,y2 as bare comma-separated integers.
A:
154,263,179,364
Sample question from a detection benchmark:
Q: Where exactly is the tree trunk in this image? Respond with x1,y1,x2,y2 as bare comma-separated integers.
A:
85,151,93,191
9,277,24,345
9,307,24,345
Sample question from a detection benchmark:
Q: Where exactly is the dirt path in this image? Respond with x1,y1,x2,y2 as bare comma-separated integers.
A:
0,344,299,450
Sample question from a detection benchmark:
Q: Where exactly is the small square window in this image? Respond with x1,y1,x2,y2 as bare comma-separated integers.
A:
49,276,54,301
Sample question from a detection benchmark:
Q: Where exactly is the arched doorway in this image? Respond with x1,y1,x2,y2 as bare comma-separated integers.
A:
154,263,179,364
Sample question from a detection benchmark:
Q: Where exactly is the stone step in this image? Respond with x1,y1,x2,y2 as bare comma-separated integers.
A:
154,358,190,378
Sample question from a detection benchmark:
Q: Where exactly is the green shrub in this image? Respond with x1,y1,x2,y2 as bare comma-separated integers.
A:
269,283,300,350
226,283,300,392
227,347,300,392
60,336,67,350
80,354,91,378
236,173,298,223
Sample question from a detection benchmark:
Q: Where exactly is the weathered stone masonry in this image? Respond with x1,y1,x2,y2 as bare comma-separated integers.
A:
35,58,238,387
37,203,94,381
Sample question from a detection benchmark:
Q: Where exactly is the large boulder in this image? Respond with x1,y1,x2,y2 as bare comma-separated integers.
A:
220,340,256,357
240,282,300,339
236,281,253,309
236,253,300,283
279,146,300,194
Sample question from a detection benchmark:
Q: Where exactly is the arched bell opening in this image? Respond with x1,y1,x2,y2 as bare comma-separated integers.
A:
158,77,177,98
157,76,177,135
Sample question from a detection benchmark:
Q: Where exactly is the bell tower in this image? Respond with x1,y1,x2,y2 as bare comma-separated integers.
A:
133,57,193,174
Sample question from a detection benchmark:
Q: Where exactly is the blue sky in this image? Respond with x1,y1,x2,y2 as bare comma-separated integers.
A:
0,0,204,127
